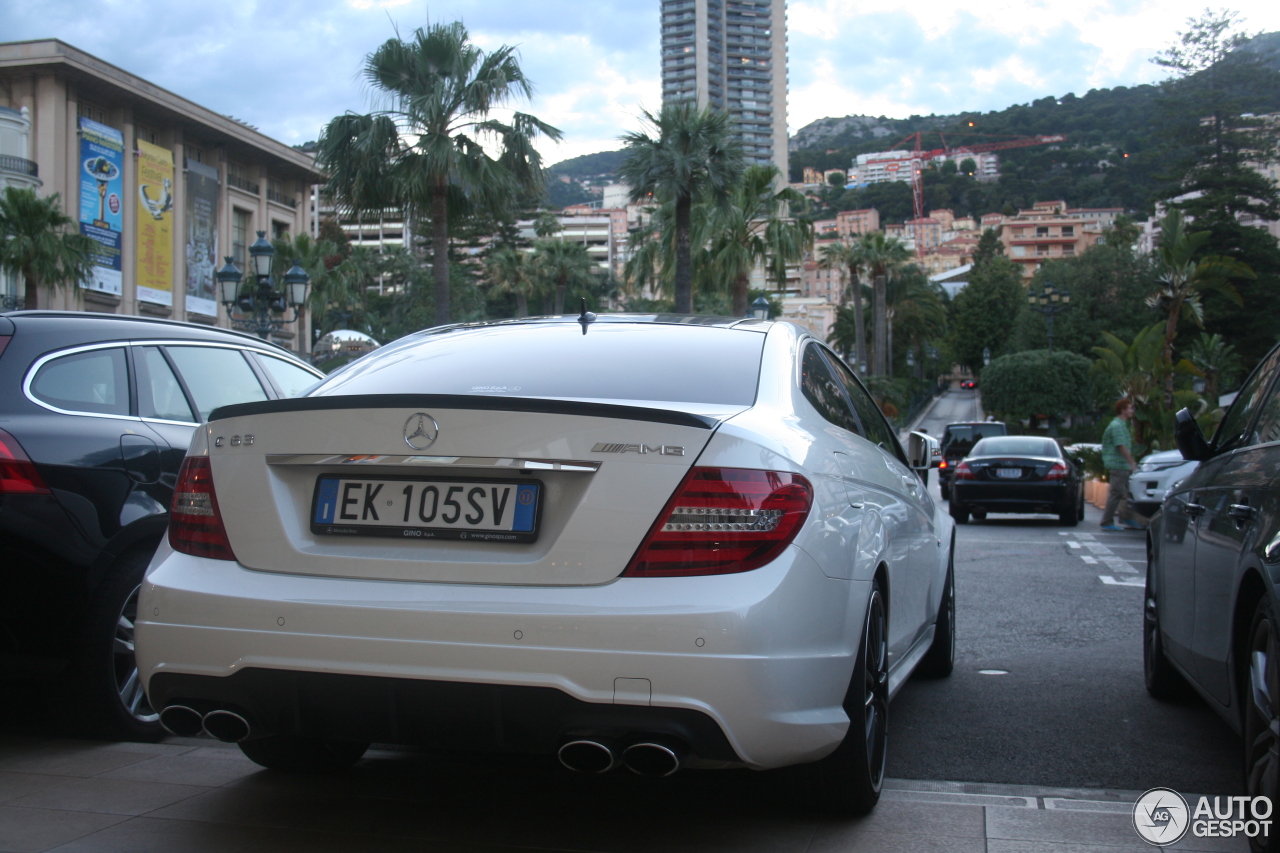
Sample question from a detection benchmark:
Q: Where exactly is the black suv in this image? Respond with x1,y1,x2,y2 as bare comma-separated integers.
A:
0,311,322,739
938,421,1008,500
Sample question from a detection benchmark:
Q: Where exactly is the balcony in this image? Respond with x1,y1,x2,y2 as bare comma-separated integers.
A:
0,155,38,178
268,188,297,208
227,173,259,194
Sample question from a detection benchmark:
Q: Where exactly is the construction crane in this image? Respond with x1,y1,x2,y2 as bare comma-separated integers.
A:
874,131,1068,226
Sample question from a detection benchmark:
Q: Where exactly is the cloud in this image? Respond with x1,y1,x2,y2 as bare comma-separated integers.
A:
1,0,1278,166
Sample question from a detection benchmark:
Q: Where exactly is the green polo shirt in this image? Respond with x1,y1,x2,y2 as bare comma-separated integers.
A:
1102,416,1132,470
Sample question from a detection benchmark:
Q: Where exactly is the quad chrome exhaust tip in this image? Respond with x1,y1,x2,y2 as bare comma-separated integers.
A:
622,741,684,777
557,739,617,774
158,705,204,738
201,709,251,743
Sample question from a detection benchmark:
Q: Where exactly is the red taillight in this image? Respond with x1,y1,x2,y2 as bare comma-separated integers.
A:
954,462,975,480
1044,461,1070,481
169,457,236,561
0,428,51,495
939,459,948,469
622,467,812,577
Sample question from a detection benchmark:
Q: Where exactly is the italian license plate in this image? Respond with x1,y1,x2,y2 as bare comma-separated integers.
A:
311,476,541,543
996,468,1021,478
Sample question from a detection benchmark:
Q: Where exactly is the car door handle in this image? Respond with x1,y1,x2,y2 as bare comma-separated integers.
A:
1185,502,1206,518
1228,504,1257,522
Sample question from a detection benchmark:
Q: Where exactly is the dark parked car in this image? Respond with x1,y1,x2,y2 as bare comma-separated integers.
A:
0,311,322,739
938,421,1007,500
949,435,1085,526
1144,341,1280,823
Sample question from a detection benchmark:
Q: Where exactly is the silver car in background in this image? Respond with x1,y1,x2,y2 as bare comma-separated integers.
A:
1131,449,1199,519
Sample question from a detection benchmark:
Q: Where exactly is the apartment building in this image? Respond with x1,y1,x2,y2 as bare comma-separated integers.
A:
0,40,316,351
996,201,1103,278
660,0,788,177
836,207,879,238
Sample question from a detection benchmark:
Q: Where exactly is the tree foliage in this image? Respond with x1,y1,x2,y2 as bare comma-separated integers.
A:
946,257,1024,374
0,187,94,308
980,349,1095,424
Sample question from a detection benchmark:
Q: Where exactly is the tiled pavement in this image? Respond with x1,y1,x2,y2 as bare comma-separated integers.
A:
0,734,1249,852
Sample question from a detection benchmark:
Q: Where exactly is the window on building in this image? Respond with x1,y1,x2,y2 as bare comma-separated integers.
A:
1062,225,1075,236
1012,245,1026,257
272,221,290,241
1035,226,1049,237
77,101,108,125
186,145,203,164
1063,245,1076,256
232,209,251,269
136,124,159,145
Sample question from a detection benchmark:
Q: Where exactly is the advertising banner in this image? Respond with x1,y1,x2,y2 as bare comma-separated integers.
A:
185,160,220,317
77,118,124,296
135,139,174,306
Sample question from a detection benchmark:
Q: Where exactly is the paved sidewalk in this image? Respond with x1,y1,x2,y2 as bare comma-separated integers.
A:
0,733,1248,852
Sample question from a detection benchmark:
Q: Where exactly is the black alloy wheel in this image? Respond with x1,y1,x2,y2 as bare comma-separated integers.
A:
49,549,163,740
806,581,888,815
1143,555,1186,700
917,555,956,679
1244,595,1280,853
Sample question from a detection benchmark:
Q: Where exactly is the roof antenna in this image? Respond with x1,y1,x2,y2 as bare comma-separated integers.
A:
578,297,596,335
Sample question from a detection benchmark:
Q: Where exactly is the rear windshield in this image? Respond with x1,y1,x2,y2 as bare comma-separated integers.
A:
943,423,1007,448
312,323,765,406
973,437,1061,457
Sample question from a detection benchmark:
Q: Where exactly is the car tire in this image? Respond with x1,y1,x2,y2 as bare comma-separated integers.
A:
1059,495,1079,527
47,548,163,741
916,556,955,679
1078,488,1086,521
950,500,969,525
804,580,888,816
238,735,370,772
1143,557,1187,701
1244,594,1280,850
940,482,951,501
970,509,987,521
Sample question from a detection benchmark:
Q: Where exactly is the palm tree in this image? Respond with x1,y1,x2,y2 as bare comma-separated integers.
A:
532,239,595,314
704,165,811,317
0,187,94,309
618,103,743,313
486,245,537,318
1146,208,1253,408
1183,332,1242,409
316,22,562,327
819,240,869,368
857,231,913,375
886,267,947,377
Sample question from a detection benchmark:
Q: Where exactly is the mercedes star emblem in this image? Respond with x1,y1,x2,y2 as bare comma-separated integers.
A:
403,413,439,451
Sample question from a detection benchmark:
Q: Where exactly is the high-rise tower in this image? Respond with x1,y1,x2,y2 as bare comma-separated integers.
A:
660,0,788,179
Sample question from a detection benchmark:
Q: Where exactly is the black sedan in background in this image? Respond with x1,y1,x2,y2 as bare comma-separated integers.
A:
949,436,1085,525
0,311,321,739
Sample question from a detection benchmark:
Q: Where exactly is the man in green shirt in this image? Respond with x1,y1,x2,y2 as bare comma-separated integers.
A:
1101,398,1143,531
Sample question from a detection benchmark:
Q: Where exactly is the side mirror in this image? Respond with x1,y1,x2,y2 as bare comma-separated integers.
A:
1175,407,1211,461
908,432,941,470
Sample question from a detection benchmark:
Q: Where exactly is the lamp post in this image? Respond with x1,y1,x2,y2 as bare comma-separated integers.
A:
749,295,770,321
217,231,310,341
1027,282,1071,353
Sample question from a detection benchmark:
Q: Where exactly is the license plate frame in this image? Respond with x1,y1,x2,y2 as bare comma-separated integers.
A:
310,475,542,543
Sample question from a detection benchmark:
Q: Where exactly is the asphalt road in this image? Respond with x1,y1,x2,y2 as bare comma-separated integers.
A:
887,388,1241,795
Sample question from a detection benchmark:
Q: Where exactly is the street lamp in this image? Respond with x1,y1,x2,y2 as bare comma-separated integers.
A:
1028,282,1071,353
217,232,310,341
749,295,770,321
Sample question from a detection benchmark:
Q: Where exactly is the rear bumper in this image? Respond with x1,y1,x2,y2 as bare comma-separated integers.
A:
136,542,867,770
953,481,1073,513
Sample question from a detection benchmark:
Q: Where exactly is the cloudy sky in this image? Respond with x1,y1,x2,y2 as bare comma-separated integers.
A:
4,0,1278,165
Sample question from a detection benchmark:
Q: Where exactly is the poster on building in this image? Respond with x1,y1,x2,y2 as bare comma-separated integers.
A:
185,160,219,317
135,139,174,306
77,117,124,296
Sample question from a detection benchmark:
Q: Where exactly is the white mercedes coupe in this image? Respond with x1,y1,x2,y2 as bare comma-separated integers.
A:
136,314,954,815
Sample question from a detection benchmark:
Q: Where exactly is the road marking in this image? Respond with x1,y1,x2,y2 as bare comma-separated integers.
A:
1067,532,1142,581
1100,575,1144,587
1067,541,1081,549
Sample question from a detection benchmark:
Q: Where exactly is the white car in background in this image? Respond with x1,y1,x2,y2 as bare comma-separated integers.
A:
136,315,954,815
1131,448,1199,518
